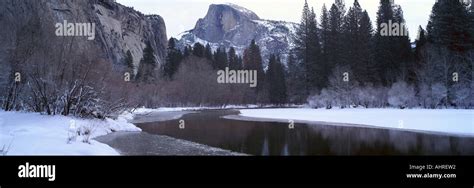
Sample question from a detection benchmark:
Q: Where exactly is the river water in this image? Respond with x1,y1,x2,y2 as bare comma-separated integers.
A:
137,110,474,156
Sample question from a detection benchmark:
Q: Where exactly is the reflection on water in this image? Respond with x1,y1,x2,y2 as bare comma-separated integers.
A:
137,110,474,156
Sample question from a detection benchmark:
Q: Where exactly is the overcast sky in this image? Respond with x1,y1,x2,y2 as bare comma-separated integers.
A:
116,0,436,41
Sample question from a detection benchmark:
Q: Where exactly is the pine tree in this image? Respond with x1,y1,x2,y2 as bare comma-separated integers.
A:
358,11,376,84
193,42,205,57
274,56,288,105
219,47,228,70
183,45,191,57
341,1,375,84
335,0,346,14
415,26,427,60
470,3,474,45
309,8,323,90
327,2,345,68
393,5,414,82
266,55,288,105
293,0,311,95
212,48,218,69
424,0,473,107
205,43,213,61
286,50,307,103
319,4,334,89
163,38,183,79
243,40,265,92
213,47,228,70
427,0,472,52
324,0,377,85
343,0,363,79
374,0,402,86
414,26,427,86
237,56,243,70
136,41,157,83
228,47,241,70
124,50,134,76
293,0,322,94
392,5,416,84
320,4,330,57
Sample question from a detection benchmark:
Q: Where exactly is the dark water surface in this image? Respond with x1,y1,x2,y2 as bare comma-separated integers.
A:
137,110,474,156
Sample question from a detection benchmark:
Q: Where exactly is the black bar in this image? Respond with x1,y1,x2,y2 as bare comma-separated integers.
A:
0,156,472,186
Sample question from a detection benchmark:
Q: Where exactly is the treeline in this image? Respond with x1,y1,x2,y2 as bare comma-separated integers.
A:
1,0,472,120
0,11,169,119
0,19,289,119
294,0,473,109
0,18,137,119
133,0,473,109
155,39,288,106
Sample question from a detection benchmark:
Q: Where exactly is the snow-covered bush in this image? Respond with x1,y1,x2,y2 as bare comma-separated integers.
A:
67,120,78,144
308,65,360,109
326,66,359,108
356,85,377,108
0,73,23,112
308,82,391,109
1,145,9,156
306,95,319,108
0,33,136,119
418,84,432,108
451,82,471,108
75,123,97,144
1,141,13,156
320,89,335,109
431,82,448,108
471,80,474,108
307,88,334,109
388,81,416,109
418,82,448,109
375,86,390,108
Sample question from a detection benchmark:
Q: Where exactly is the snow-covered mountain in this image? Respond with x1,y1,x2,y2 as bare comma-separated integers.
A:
177,3,297,64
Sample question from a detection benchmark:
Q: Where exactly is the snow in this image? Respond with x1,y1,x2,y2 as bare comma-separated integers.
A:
238,108,474,136
180,34,226,53
253,20,276,30
0,106,264,155
225,3,256,16
131,107,194,114
7,106,466,155
0,110,140,155
131,105,266,114
176,30,192,39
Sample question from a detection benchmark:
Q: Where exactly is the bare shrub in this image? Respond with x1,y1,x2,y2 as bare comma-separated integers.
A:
152,55,252,107
388,80,416,109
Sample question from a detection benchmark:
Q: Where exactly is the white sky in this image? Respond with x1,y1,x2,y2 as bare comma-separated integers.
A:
116,0,436,41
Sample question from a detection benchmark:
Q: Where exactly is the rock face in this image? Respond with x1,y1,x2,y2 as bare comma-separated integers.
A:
0,0,167,72
192,4,260,44
178,3,297,64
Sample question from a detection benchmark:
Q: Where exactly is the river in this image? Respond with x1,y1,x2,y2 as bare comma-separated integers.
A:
135,109,474,155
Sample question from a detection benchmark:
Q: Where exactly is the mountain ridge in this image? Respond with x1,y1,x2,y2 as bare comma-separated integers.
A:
177,3,297,64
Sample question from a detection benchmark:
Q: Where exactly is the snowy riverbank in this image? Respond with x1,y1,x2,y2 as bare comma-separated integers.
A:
238,108,474,137
3,107,472,155
0,110,141,155
0,108,195,155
